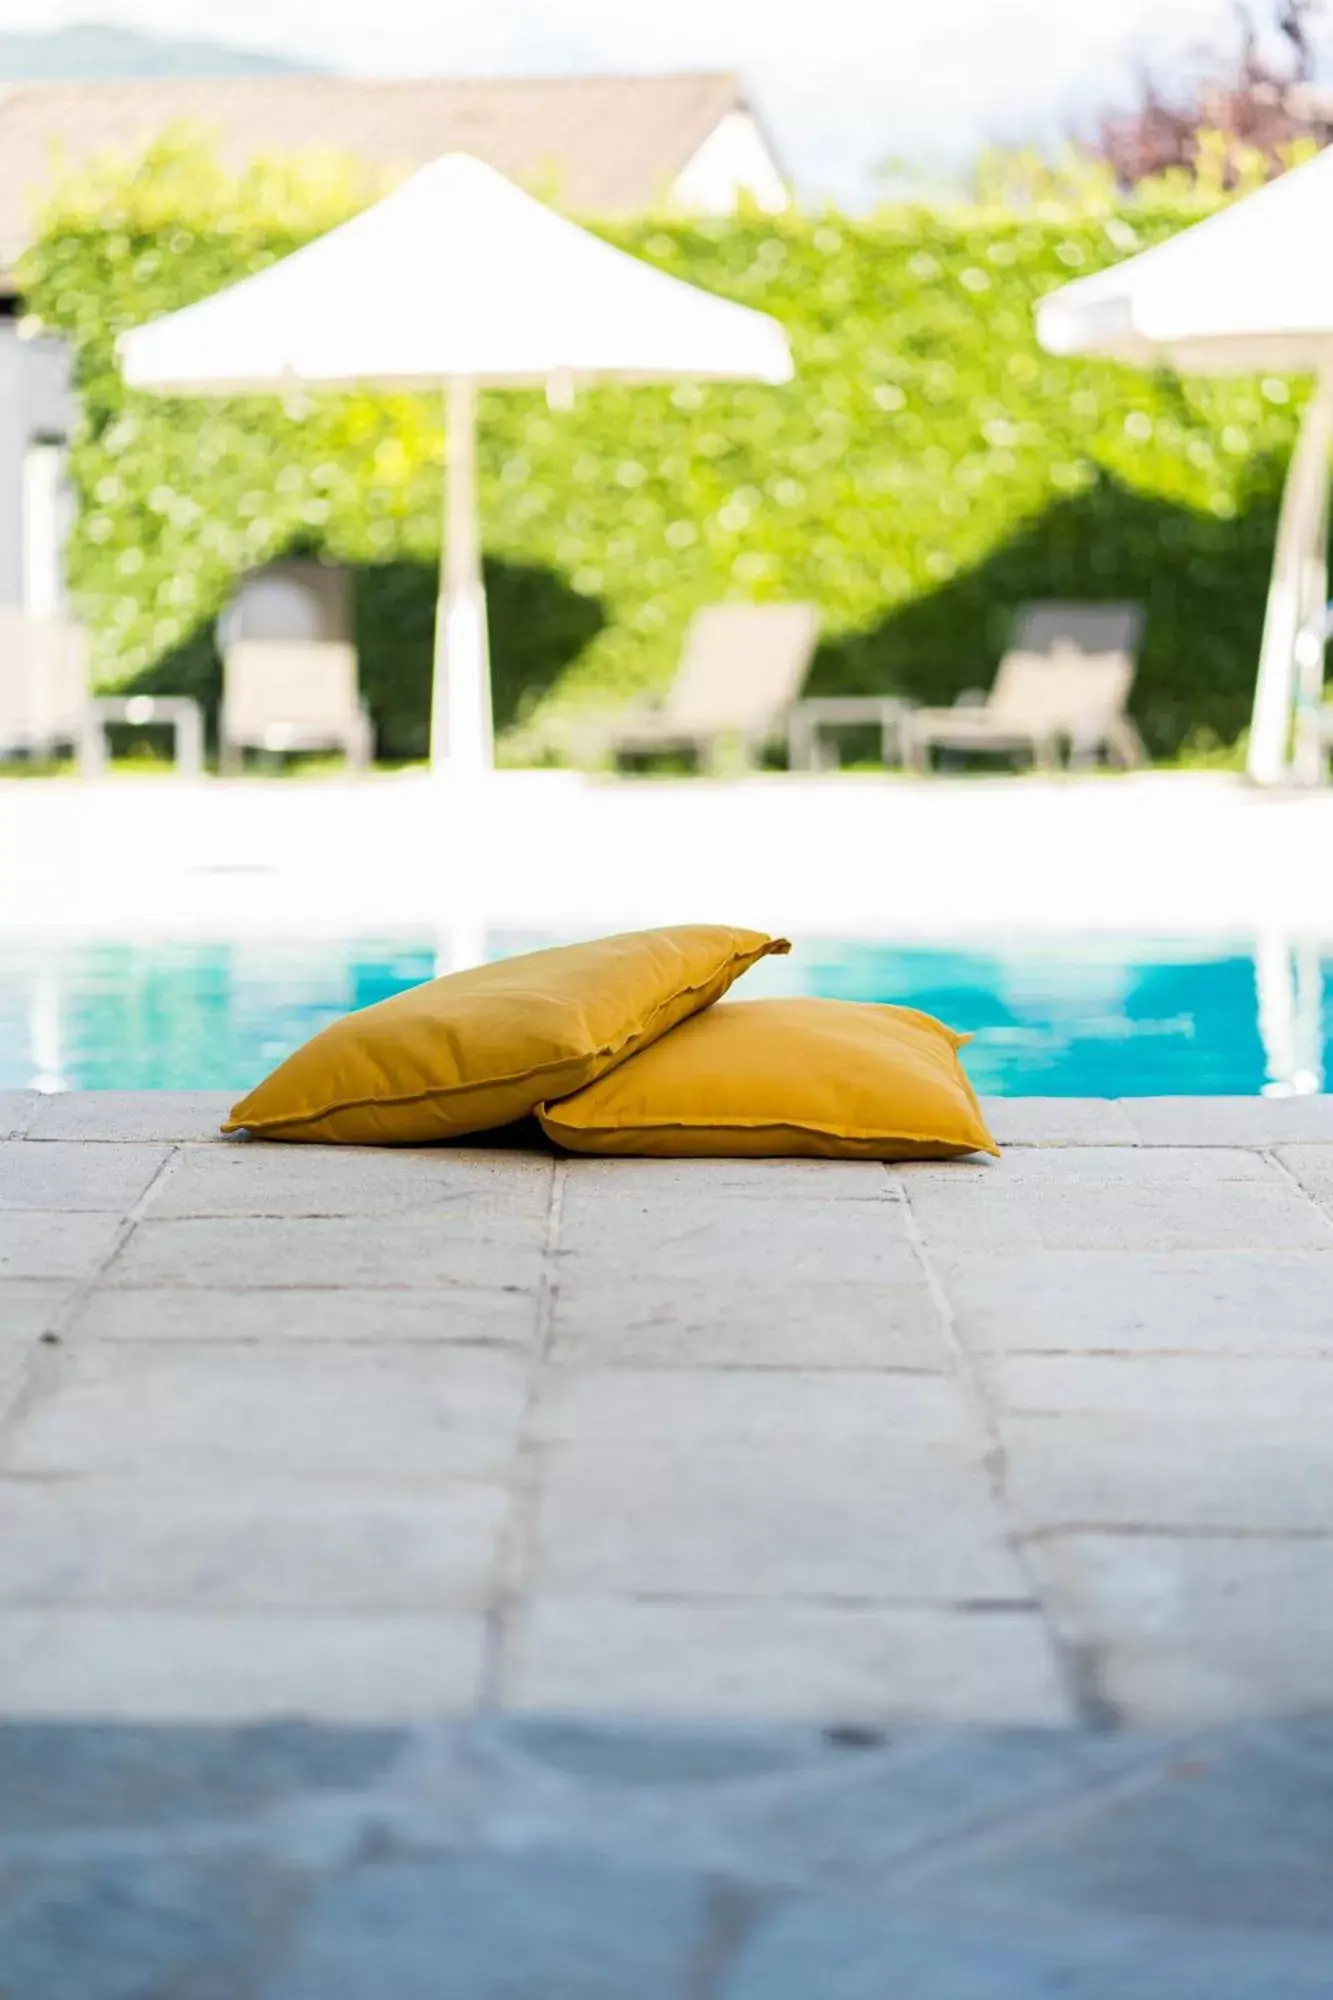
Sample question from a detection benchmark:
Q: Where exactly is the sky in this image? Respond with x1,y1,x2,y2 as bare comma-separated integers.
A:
11,0,1333,203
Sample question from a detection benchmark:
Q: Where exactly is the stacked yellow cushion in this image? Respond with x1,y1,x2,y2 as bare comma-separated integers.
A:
538,996,998,1159
223,925,788,1145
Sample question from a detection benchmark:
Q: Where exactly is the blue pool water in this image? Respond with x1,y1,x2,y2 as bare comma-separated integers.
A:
1,933,1329,1097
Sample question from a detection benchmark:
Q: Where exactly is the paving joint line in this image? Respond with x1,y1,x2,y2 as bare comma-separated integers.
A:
0,1145,185,1462
1263,1145,1333,1242
480,1156,565,1710
892,1158,1120,1731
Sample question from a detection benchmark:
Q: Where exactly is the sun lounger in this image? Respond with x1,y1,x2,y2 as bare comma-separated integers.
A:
0,610,90,764
587,602,820,772
899,602,1146,772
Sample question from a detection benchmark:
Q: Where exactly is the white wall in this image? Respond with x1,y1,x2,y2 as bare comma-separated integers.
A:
671,110,791,214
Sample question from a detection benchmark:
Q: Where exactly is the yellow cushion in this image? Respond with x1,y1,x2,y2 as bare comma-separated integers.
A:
537,996,998,1159
223,926,790,1145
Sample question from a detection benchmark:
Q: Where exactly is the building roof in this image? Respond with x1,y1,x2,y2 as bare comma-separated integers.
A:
0,69,753,263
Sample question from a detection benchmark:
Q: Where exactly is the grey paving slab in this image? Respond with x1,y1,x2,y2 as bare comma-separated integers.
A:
505,1598,1071,1723
562,1156,896,1199
1034,1533,1333,1723
107,1213,545,1290
0,1139,170,1212
4,1344,528,1483
916,1720,1333,1933
270,1852,712,2000
1002,1414,1333,1531
1124,1095,1333,1145
0,1478,510,1611
531,1368,974,1449
0,1342,30,1427
530,1443,1029,1601
936,1249,1333,1354
906,1178,1333,1252
0,1609,486,1718
983,1353,1333,1420
0,1210,123,1282
721,1900,1333,2000
556,1200,915,1283
1275,1142,1333,1203
441,1721,1147,1899
0,1717,404,1835
0,1280,75,1341
154,1141,552,1217
549,1275,948,1371
0,1093,35,1140
24,1091,234,1142
980,1097,1139,1146
946,1145,1281,1183
0,1847,305,2000
72,1282,540,1346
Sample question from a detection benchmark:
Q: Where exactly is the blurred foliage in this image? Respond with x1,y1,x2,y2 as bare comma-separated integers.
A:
17,128,1313,760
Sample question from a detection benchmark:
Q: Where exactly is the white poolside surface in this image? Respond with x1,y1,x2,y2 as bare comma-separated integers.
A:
3,770,1333,1731
5,765,1333,938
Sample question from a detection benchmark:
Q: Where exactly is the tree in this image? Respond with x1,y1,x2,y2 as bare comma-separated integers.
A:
1096,0,1330,186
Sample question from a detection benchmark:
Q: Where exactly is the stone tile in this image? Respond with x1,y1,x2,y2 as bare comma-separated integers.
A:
0,1479,509,1611
0,1716,403,1835
73,1283,539,1346
466,1723,1145,1895
0,1281,74,1341
531,1368,973,1449
1124,1096,1333,1146
1034,1533,1333,1724
936,1249,1333,1355
978,1146,1280,1184
24,1091,234,1142
107,1213,545,1290
562,1156,895,1201
0,1342,30,1425
0,1610,485,1718
0,1094,35,1140
0,1849,305,2000
721,1899,1333,2000
906,1178,1332,1252
549,1277,947,1372
532,1443,1028,1601
919,1720,1333,1933
1276,1143,1333,1203
505,1599,1069,1723
980,1097,1138,1147
0,1211,123,1282
1003,1414,1333,1531
155,1143,552,1218
0,1140,170,1213
556,1202,914,1283
5,1344,528,1483
270,1853,710,2000
984,1354,1333,1421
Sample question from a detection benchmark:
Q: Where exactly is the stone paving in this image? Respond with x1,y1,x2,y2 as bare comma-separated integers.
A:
5,1089,1333,1990
4,1714,1333,1995
4,1089,1333,1727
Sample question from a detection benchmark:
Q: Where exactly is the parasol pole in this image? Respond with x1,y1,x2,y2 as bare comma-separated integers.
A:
430,375,494,775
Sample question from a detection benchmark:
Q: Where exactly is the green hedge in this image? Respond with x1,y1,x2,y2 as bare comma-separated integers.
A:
20,135,1306,759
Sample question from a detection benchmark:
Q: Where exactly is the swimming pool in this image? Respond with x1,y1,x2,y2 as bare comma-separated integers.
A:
2,932,1328,1098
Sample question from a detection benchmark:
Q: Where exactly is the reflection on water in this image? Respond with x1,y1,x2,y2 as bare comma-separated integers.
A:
0,931,1328,1097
